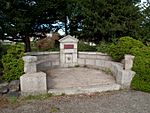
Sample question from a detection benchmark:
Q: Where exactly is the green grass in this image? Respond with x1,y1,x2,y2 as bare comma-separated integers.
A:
23,93,53,100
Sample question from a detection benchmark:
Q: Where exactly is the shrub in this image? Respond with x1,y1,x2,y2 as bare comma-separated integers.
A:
131,47,150,92
2,44,24,82
0,43,10,75
96,41,112,53
36,38,55,51
108,36,145,61
131,74,150,92
108,36,150,92
78,42,96,52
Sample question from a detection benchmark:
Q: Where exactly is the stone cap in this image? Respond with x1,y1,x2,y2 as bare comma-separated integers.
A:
59,35,79,43
125,54,135,60
23,56,37,63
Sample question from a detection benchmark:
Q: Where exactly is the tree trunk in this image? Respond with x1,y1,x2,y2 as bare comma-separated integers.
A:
65,15,68,35
23,36,31,52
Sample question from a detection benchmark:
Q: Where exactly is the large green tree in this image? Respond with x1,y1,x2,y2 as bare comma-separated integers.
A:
1,0,147,51
0,0,65,52
71,0,142,43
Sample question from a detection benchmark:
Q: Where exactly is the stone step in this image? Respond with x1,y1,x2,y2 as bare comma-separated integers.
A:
48,83,121,95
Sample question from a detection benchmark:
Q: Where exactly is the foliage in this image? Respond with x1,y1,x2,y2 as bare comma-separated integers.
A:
0,0,146,52
78,42,96,52
0,43,4,71
108,36,145,61
108,36,150,92
139,2,150,43
0,43,10,73
131,46,150,92
2,44,24,82
31,34,60,52
76,0,142,43
36,38,55,51
24,93,53,100
96,41,112,53
131,74,150,92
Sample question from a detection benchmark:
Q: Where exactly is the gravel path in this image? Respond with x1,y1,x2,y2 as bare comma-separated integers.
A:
0,90,150,113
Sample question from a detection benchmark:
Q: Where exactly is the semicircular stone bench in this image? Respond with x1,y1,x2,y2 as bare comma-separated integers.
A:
77,52,135,88
20,51,135,95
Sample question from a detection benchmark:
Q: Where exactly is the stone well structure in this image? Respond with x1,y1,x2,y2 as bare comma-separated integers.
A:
59,35,79,67
20,35,135,95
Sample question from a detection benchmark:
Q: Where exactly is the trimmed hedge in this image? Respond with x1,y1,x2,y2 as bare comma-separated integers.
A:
108,36,145,61
78,42,96,52
2,44,24,82
96,41,112,53
108,36,150,92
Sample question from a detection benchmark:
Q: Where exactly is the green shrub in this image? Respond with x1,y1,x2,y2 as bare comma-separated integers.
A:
96,41,112,53
78,42,96,52
0,43,10,74
108,36,150,92
36,38,55,51
131,46,150,92
131,74,150,92
2,44,24,82
108,36,145,61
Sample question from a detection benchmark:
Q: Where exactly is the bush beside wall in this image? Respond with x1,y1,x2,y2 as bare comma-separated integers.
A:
2,44,24,82
108,36,150,92
78,42,96,52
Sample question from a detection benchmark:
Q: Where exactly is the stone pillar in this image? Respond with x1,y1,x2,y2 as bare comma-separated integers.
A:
20,72,47,95
124,55,135,70
59,35,79,67
20,56,47,95
23,56,37,73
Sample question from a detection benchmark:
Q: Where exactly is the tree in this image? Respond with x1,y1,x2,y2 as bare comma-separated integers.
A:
0,0,65,52
139,1,150,43
71,0,142,43
0,0,147,51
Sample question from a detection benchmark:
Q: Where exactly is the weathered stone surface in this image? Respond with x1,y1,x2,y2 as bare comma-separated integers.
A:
0,86,9,94
124,55,135,70
20,72,47,95
0,82,9,87
9,80,20,92
59,35,78,67
23,56,37,63
5,91,20,97
23,56,37,73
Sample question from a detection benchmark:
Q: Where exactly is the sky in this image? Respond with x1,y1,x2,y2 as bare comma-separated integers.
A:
141,0,146,2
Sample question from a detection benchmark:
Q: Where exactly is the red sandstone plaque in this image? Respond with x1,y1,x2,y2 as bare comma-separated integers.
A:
64,44,74,49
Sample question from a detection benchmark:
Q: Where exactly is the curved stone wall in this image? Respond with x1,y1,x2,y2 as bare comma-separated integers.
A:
25,52,60,71
24,52,135,88
77,52,135,88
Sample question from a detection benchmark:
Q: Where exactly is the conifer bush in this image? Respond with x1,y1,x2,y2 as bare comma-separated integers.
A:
2,44,24,82
108,36,150,92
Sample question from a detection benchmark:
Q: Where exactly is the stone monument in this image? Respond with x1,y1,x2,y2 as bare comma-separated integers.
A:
59,35,79,67
20,56,47,95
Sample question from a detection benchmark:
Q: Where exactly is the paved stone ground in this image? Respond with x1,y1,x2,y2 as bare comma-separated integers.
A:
0,90,150,113
46,67,115,89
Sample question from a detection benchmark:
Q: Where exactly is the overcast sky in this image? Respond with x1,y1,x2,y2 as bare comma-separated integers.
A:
141,0,149,3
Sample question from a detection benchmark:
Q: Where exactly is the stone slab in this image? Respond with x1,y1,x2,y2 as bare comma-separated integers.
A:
20,72,47,95
48,84,121,95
